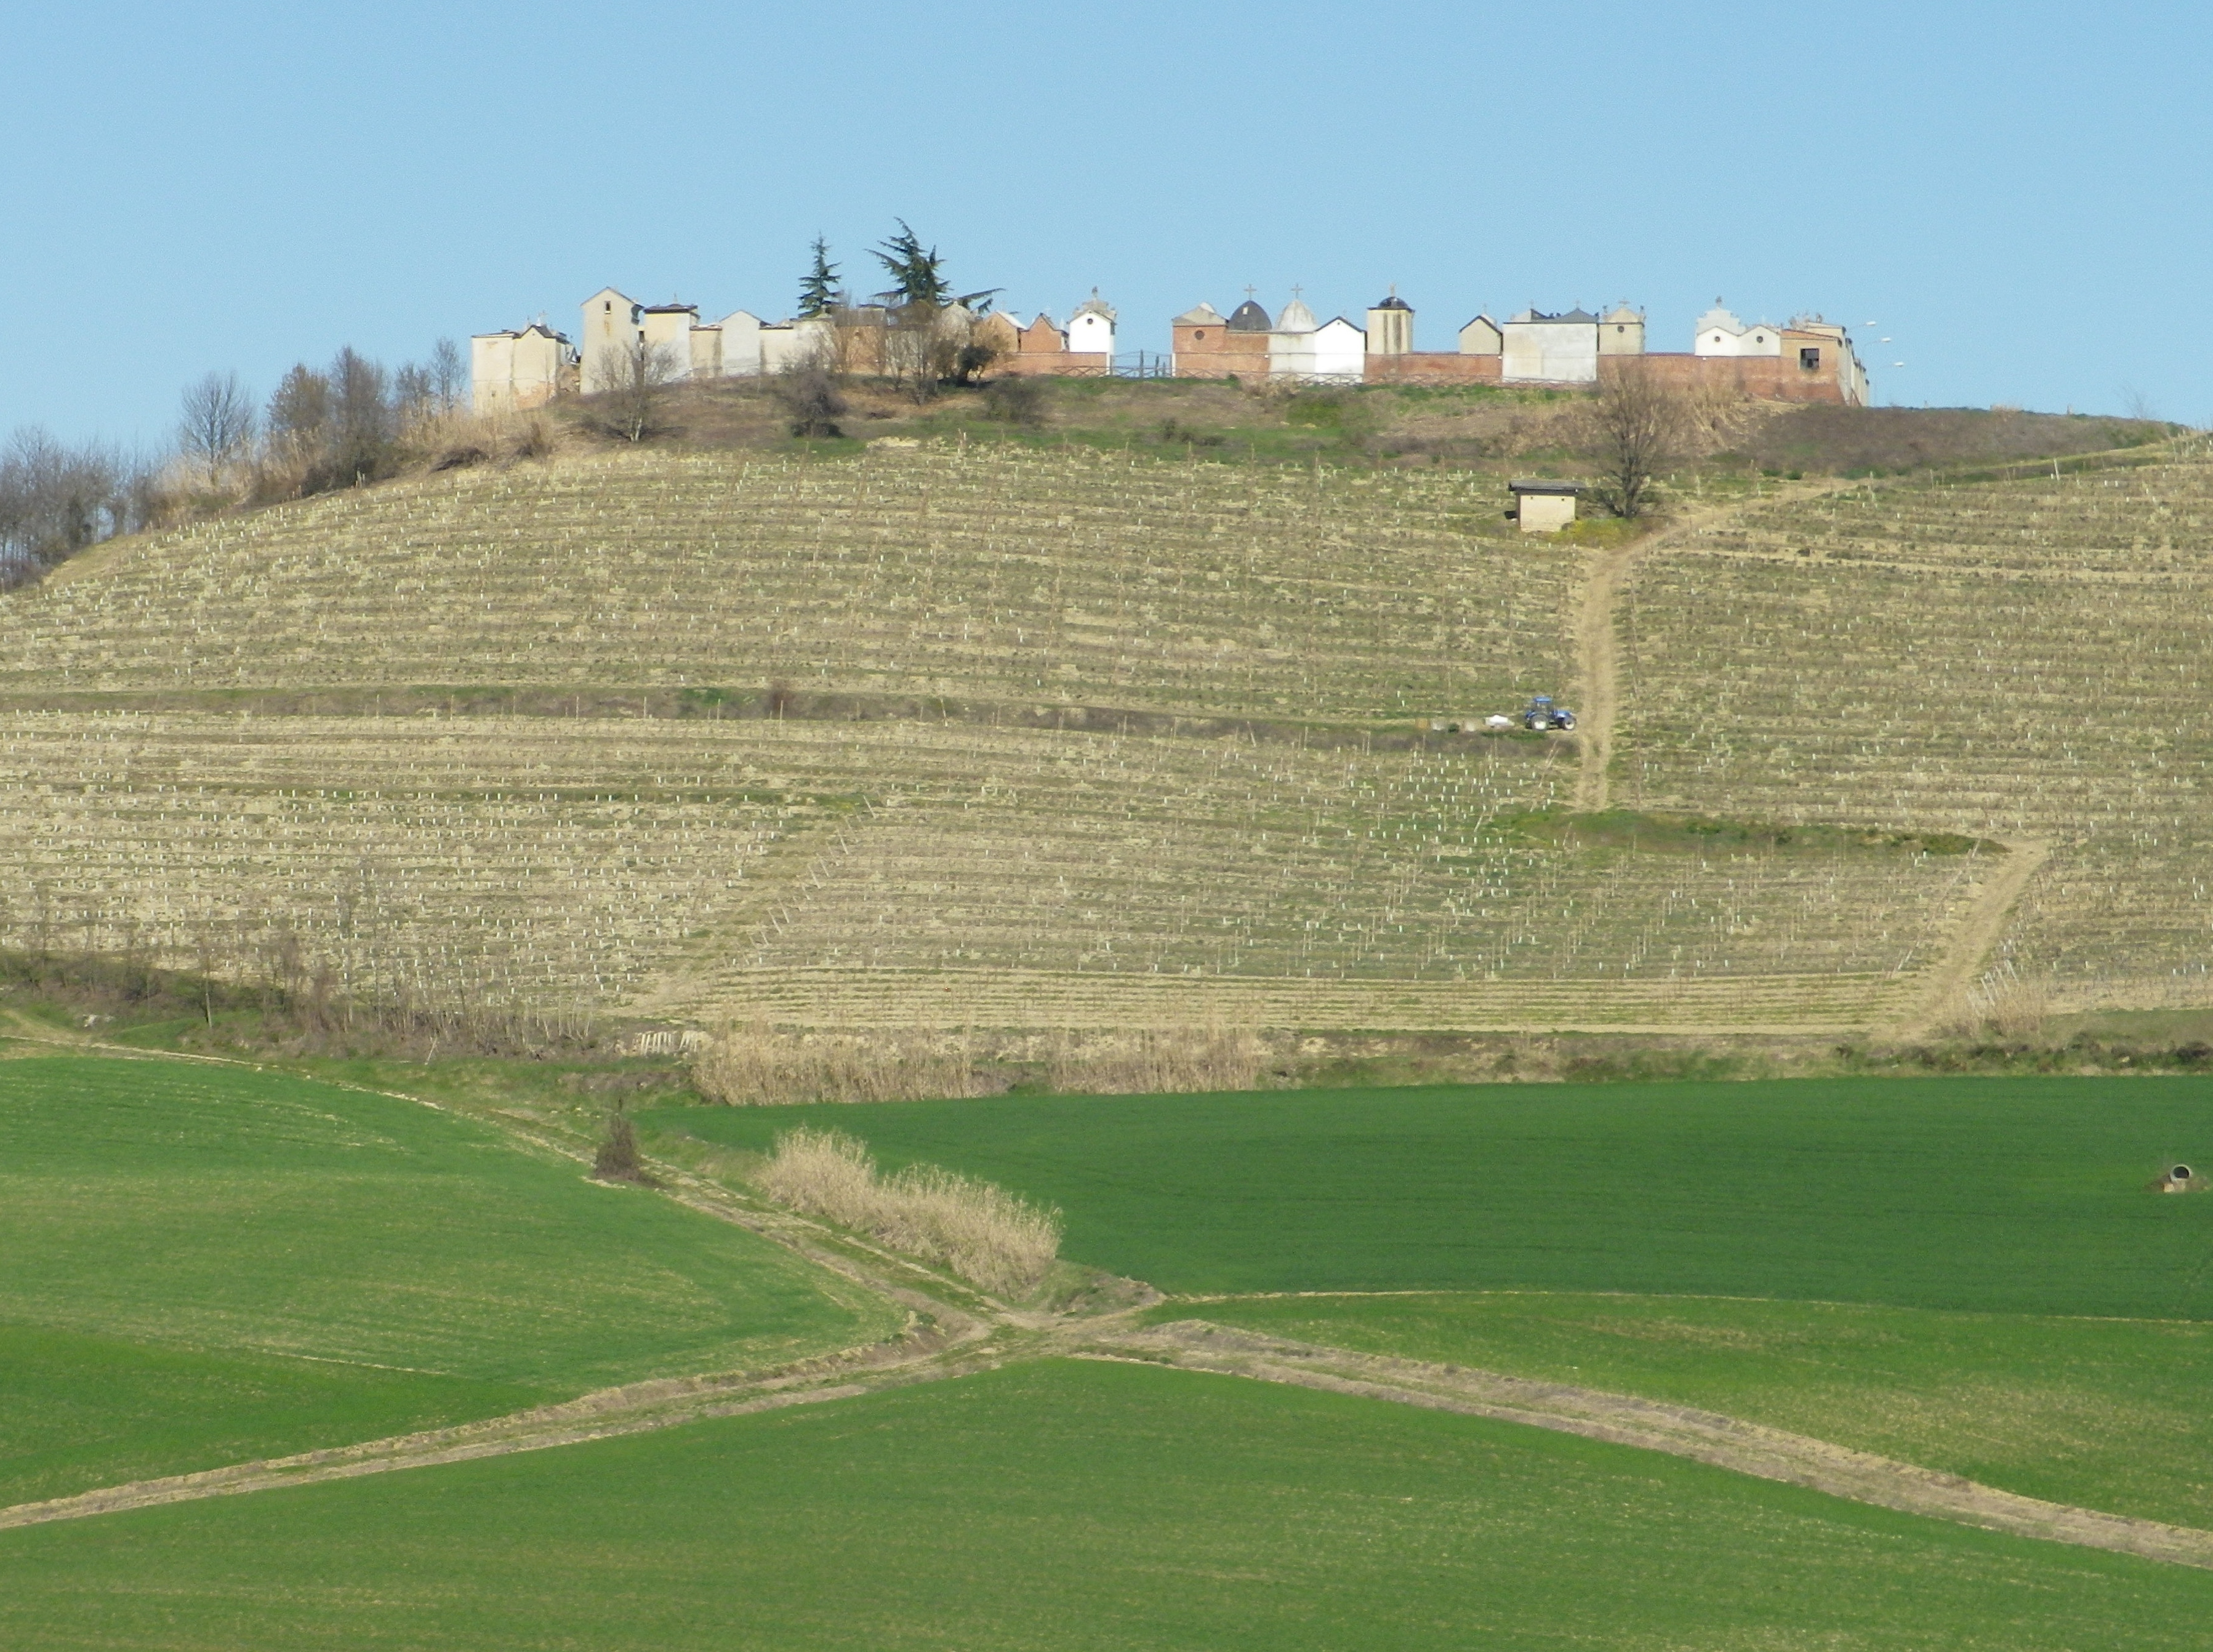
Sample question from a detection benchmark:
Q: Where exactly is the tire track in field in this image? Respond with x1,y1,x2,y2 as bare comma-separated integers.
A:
1569,479,1861,816
1889,838,2053,1040
0,1331,1004,1534
1099,1320,2213,1571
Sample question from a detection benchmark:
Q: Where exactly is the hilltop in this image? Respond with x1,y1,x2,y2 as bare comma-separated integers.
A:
0,414,2205,1049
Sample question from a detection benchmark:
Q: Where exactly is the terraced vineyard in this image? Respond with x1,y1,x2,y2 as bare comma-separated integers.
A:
9,447,1561,720
1,438,2200,1031
1620,452,2213,1013
0,710,1977,1028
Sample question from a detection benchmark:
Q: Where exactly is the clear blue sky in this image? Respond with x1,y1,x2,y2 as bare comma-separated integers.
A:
4,0,2207,451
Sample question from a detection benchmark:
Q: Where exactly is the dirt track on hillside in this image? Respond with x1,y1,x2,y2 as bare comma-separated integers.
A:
1101,1321,2213,1571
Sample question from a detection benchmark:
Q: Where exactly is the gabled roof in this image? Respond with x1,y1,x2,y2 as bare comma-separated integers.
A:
474,322,572,343
1601,303,1642,324
1227,300,1272,331
1173,302,1227,326
1070,289,1117,321
1314,315,1365,335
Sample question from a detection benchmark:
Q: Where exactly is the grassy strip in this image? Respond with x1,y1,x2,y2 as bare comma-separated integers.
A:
1178,1291,2213,1532
0,1056,889,1384
2,1358,2207,1650
0,1323,545,1509
645,1074,2213,1315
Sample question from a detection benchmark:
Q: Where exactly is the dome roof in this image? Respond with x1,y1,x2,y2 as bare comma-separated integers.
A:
1372,293,1413,311
1227,300,1272,331
1274,297,1318,332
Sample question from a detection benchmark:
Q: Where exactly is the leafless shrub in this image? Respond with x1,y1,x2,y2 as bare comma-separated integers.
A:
756,1125,1061,1294
982,376,1047,427
772,363,847,438
589,340,681,443
1046,1027,1263,1094
691,1022,986,1104
591,1110,653,1182
1963,960,2052,1041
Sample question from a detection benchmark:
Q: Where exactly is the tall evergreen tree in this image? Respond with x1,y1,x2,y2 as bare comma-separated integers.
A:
871,220,997,313
796,236,840,318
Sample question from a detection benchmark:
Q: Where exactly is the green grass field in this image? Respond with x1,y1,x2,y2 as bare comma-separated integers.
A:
4,1358,2208,1652
645,1074,2213,1315
0,1056,890,1504
1183,1292,2213,1531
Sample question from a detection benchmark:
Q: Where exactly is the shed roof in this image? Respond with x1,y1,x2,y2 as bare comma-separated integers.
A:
1509,478,1589,495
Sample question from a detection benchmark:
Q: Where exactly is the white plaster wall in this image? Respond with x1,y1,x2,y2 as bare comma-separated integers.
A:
713,310,764,375
1502,321,1598,383
1067,310,1114,355
639,309,696,377
759,316,833,375
1366,307,1413,355
470,334,515,415
579,289,636,393
1458,316,1503,355
1692,308,1781,357
1309,318,1367,380
510,329,564,407
1518,492,1578,532
1597,313,1645,355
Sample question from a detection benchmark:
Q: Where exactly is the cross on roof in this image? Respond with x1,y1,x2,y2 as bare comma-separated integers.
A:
1290,283,1304,300
1243,284,1256,300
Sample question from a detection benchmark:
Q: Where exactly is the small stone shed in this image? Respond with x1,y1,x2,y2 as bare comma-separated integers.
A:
1509,479,1588,534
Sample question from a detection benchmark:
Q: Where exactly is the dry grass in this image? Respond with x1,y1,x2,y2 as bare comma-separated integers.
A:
1045,1027,1264,1094
1960,961,2053,1041
691,1023,986,1105
755,1125,1061,1295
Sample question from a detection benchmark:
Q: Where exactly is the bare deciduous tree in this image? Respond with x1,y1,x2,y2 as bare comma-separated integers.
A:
0,427,142,585
590,339,681,442
1587,359,1686,518
265,364,331,465
177,372,256,487
429,338,467,412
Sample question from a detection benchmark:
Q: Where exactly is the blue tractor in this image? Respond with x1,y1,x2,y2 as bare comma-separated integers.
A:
1523,695,1577,732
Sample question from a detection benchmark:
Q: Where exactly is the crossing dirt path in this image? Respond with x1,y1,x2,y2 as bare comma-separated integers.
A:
4,1035,2211,1570
1105,1320,2213,1571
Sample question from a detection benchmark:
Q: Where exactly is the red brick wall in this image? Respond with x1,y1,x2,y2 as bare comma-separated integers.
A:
1599,353,1852,404
997,352,1111,378
1362,353,1503,386
1171,324,1267,379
